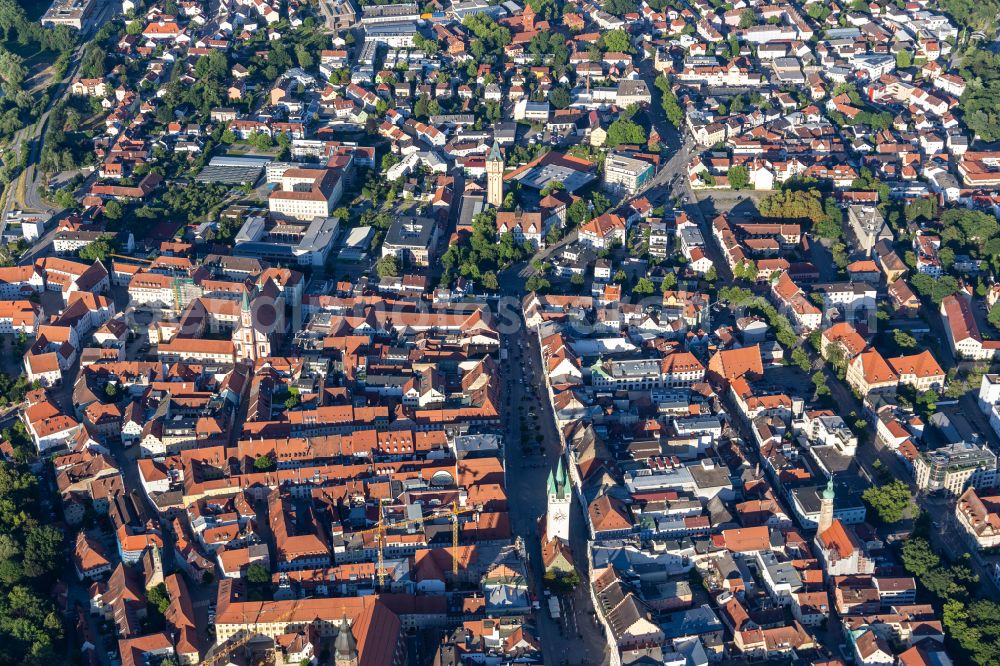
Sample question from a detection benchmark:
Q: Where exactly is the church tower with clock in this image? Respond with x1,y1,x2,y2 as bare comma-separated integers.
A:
486,140,504,207
546,457,572,543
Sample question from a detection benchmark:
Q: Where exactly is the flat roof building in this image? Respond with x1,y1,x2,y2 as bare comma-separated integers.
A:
360,3,418,24
915,441,997,497
382,216,440,267
450,0,506,19
605,154,655,195
41,0,96,29
197,155,271,185
234,215,340,267
338,226,375,262
363,21,418,48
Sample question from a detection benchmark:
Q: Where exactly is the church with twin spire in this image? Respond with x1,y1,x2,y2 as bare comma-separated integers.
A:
546,457,572,543
541,457,576,576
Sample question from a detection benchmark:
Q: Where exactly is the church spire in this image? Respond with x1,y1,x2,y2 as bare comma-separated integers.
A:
488,139,503,163
547,458,570,500
522,0,535,31
334,615,358,666
545,457,571,542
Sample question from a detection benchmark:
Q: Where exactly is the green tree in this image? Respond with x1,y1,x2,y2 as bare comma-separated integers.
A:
414,33,440,55
78,235,115,262
253,455,274,472
147,583,171,614
958,48,1000,142
892,330,917,349
910,273,959,304
294,44,314,70
739,8,755,27
548,86,571,109
813,197,843,240
79,44,106,79
381,153,401,173
792,347,811,372
904,196,937,223
592,193,614,216
0,452,66,661
601,0,637,15
567,199,590,226
939,246,956,271
543,568,582,594
727,165,750,190
811,371,830,397
602,29,631,53
734,260,756,281
923,566,967,599
862,480,912,524
605,118,646,148
376,254,400,278
481,271,499,291
22,526,63,578
413,95,430,119
462,14,512,57
633,277,655,295
896,48,912,68
104,200,123,221
901,537,940,576
0,48,26,88
758,189,826,224
943,598,1000,666
654,75,684,127
915,389,938,414
988,303,1000,329
525,274,550,292
249,131,272,151
246,563,270,584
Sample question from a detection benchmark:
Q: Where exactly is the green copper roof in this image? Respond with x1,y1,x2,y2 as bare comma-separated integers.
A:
487,140,503,163
823,477,835,501
548,457,570,499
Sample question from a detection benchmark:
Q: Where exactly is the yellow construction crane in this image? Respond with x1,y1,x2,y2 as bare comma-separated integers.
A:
108,253,154,264
365,511,425,588
452,501,460,576
359,502,479,587
203,503,482,664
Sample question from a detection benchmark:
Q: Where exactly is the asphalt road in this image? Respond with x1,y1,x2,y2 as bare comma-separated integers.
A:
0,0,121,238
926,493,1000,598
482,78,711,665
636,60,693,206
496,281,609,666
